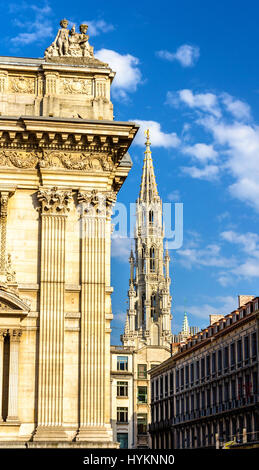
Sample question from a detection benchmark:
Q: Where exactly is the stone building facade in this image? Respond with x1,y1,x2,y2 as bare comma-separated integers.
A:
0,21,138,446
111,132,173,448
149,296,259,449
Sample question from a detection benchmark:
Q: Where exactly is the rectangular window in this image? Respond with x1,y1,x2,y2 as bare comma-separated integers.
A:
231,379,236,399
180,368,184,388
224,382,229,401
151,381,154,401
244,336,250,360
165,374,168,395
230,343,236,367
117,407,128,423
201,358,205,379
206,355,210,376
224,346,229,370
237,339,242,364
185,365,189,386
117,356,128,371
196,361,200,381
170,371,174,393
212,352,216,374
196,392,200,410
252,332,257,358
176,370,179,389
137,386,147,403
117,381,128,397
137,414,147,435
160,376,164,396
117,433,128,449
138,364,147,379
190,363,194,383
218,350,222,372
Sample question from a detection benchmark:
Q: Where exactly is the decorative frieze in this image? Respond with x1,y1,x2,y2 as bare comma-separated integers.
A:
0,150,39,168
9,76,35,94
61,77,92,95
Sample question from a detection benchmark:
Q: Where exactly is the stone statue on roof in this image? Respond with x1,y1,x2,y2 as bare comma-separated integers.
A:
44,20,94,60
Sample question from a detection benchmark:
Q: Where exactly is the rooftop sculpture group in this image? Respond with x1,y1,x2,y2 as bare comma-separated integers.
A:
45,19,94,59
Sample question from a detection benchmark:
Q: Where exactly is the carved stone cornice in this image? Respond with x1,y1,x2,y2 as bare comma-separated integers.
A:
78,189,117,218
0,117,138,166
37,187,72,215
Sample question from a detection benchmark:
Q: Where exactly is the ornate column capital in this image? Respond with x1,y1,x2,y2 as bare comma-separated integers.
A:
0,328,8,340
37,186,72,215
77,189,116,218
9,329,22,342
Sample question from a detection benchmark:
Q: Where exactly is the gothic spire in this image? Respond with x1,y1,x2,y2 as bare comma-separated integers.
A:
139,129,159,203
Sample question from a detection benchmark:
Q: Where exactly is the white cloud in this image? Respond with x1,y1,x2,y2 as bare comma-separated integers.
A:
157,44,200,67
111,236,131,262
177,296,237,320
199,117,259,211
182,143,218,162
83,19,114,36
220,230,259,280
221,92,251,120
167,190,181,202
95,49,142,100
177,243,236,270
10,3,53,46
181,164,219,180
131,120,180,148
168,89,221,118
167,88,259,211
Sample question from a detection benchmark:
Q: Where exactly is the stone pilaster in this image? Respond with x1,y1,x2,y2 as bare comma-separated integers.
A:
0,192,10,280
0,329,6,422
34,187,72,441
6,329,22,422
76,190,115,442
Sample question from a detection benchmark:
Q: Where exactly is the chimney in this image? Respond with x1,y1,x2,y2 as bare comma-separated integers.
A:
209,314,224,326
238,295,254,308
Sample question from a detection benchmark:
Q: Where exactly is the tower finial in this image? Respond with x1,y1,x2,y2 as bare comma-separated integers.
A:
144,128,151,152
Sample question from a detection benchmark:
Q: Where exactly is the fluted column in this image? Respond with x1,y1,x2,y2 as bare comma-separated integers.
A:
0,329,5,422
34,186,71,441
76,190,115,441
6,329,22,422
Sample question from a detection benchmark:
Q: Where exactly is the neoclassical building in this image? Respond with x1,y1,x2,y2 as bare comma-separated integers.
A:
0,20,138,446
111,131,173,448
149,295,259,449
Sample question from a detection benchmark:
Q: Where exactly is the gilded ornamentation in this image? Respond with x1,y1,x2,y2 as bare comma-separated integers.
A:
37,186,72,215
9,76,35,94
61,78,92,95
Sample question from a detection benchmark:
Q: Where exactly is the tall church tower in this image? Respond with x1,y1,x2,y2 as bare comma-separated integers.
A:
121,130,172,349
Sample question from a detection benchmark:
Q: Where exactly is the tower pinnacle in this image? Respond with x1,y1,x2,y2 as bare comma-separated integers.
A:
121,130,173,348
139,129,158,203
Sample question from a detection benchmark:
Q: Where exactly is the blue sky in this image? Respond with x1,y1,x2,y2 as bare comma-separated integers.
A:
1,0,259,343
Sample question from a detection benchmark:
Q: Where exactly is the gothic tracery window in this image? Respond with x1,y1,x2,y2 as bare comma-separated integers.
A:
150,246,155,272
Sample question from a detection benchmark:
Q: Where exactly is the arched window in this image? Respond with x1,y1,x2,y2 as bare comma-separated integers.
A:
151,294,157,320
149,210,154,224
150,246,155,272
142,293,146,327
141,246,146,273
